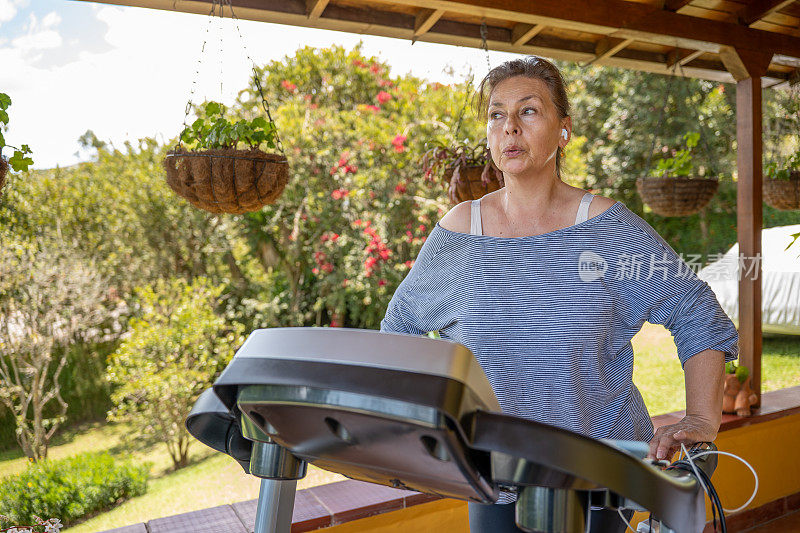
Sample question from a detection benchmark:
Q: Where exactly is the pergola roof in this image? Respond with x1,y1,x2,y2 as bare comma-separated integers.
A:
95,0,800,85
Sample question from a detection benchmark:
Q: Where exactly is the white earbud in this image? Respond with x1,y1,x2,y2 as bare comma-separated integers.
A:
561,129,568,140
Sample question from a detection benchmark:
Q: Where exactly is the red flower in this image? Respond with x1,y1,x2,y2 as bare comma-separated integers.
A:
365,257,378,268
370,63,381,74
376,91,392,104
391,134,407,153
395,183,407,194
378,279,387,286
378,79,393,88
363,104,380,114
331,189,349,200
312,267,320,275
281,80,297,92
404,260,414,269
322,263,334,273
352,59,367,68
331,233,339,242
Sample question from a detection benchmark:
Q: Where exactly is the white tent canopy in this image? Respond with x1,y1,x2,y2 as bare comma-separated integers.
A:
699,225,800,336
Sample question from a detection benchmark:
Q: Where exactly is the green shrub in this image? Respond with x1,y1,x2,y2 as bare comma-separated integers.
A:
0,452,149,527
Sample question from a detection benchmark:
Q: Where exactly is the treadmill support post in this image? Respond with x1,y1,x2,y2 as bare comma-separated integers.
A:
254,479,297,533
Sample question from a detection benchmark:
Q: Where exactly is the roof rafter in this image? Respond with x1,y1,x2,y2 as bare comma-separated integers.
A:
414,8,444,36
366,0,800,58
511,23,546,46
740,0,796,27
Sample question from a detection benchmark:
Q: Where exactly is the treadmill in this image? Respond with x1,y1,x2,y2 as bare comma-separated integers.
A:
187,327,717,533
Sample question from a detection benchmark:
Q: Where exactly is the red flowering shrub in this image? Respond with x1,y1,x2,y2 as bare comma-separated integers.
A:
234,44,483,328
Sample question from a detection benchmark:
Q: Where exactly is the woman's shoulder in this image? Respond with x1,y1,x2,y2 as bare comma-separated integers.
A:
438,200,473,234
588,194,618,220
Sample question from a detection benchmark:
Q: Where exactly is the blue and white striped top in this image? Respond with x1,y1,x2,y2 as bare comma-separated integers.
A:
380,194,738,447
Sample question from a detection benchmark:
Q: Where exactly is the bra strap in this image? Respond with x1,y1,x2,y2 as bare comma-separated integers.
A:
575,192,594,225
470,199,483,236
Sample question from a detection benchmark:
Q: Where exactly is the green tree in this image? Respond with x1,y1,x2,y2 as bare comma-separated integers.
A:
106,278,244,469
0,236,106,461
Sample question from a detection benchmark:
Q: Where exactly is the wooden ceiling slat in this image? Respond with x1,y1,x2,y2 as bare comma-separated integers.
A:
741,0,797,26
594,36,635,60
84,0,795,84
511,23,546,46
306,0,329,18
414,8,445,36
361,0,800,57
664,0,693,11
677,5,739,21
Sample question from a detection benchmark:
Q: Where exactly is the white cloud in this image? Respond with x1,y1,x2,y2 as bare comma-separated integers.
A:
0,0,22,25
11,11,62,51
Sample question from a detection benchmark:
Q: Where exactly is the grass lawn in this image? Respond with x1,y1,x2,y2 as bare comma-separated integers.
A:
633,322,800,415
0,324,797,531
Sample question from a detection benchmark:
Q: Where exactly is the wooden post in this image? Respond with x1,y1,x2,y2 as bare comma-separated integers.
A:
720,46,773,406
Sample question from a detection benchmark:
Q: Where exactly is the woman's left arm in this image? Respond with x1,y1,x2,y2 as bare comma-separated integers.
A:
648,348,724,460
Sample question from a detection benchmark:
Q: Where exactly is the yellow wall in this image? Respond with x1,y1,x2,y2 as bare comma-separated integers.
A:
318,499,468,532
321,413,800,532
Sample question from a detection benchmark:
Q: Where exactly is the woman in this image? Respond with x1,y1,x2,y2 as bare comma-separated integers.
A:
380,56,738,532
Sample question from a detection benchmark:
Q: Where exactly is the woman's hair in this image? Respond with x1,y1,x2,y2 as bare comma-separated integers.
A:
475,56,571,178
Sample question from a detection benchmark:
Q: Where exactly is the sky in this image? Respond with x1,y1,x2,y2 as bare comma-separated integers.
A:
0,0,522,168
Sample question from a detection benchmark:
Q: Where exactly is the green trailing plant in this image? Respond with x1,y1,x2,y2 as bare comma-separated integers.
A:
764,147,800,181
652,131,700,178
0,93,34,172
421,138,492,181
178,101,277,151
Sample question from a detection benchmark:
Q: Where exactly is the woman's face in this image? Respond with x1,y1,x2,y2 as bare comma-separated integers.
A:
486,75,568,177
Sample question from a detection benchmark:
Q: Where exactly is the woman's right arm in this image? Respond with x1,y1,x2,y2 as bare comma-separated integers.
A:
379,202,469,335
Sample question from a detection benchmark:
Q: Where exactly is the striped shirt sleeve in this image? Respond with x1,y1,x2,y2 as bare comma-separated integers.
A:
379,227,445,336
611,213,739,367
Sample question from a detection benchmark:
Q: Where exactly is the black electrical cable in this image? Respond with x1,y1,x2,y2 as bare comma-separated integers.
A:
668,459,727,533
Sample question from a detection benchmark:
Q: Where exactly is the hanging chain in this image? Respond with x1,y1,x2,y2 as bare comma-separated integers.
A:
480,21,491,72
642,55,681,177
452,73,473,140
178,0,217,150
224,0,285,156
218,0,224,102
676,59,719,177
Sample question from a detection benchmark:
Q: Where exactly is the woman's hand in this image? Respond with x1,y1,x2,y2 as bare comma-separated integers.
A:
647,414,717,461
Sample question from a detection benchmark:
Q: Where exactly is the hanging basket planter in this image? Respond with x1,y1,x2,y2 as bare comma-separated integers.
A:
164,148,288,214
422,141,504,204
449,161,504,204
636,176,718,217
763,171,800,211
165,2,289,215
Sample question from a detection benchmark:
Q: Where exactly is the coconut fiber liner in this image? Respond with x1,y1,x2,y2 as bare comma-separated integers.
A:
636,176,718,217
164,148,289,214
764,172,800,211
0,157,7,192
448,162,505,204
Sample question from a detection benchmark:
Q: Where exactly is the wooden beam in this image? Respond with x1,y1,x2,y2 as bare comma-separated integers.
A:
306,0,328,19
719,46,774,81
736,76,764,407
511,23,545,46
361,0,800,59
679,49,704,65
594,37,634,61
414,8,444,36
740,0,795,27
663,0,692,12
